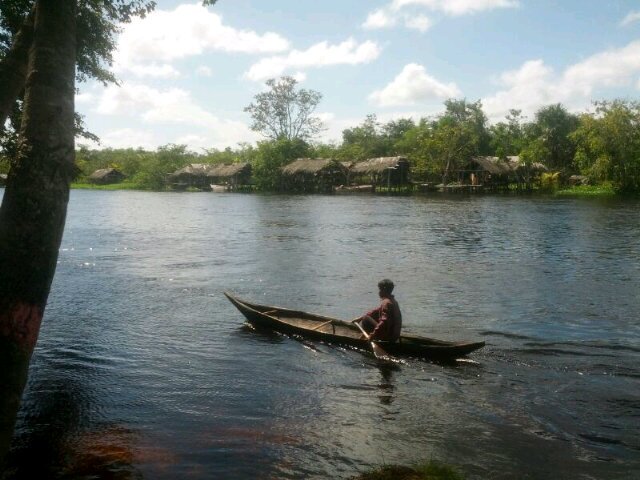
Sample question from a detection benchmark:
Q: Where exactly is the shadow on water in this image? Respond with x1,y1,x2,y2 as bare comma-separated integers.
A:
4,376,144,480
377,364,397,405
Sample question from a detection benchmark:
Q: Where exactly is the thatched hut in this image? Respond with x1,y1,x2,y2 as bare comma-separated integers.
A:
88,168,126,185
280,158,348,193
206,162,252,191
349,156,410,191
167,164,209,190
460,156,546,190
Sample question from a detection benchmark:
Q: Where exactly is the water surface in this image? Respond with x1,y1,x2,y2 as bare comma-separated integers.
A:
4,190,640,479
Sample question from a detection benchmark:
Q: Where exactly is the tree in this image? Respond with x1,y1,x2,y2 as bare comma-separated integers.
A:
0,0,77,461
442,99,491,155
0,0,156,150
490,109,526,158
527,103,579,173
428,116,477,185
251,138,310,191
244,76,323,141
341,114,383,160
571,100,640,193
405,99,488,184
0,0,190,464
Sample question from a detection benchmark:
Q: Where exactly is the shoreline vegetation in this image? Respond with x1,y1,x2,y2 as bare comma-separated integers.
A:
353,461,465,480
3,97,640,196
67,181,625,198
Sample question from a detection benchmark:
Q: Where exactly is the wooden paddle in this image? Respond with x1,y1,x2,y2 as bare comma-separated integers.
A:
353,321,390,360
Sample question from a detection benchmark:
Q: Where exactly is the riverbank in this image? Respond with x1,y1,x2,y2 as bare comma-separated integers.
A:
354,461,464,480
70,182,630,198
554,184,617,197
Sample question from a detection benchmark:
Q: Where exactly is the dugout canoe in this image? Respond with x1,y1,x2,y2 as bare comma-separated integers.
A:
224,292,485,359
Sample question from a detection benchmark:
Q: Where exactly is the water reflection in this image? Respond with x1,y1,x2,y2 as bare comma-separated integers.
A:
376,365,397,405
6,375,143,480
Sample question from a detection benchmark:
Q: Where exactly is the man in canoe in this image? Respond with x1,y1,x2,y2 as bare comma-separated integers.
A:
354,279,402,342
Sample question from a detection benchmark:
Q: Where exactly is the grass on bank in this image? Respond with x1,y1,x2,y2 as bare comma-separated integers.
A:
71,182,143,190
554,183,616,197
353,461,465,480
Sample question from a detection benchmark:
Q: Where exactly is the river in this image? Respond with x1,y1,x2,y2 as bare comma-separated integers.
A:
3,190,639,479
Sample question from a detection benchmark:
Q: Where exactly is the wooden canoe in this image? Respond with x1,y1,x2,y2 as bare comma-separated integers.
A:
224,292,485,359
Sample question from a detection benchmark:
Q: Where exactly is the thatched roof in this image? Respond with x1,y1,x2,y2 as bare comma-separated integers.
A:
471,156,548,175
88,168,124,180
168,164,209,178
281,158,342,175
471,157,514,175
206,162,251,178
350,156,409,174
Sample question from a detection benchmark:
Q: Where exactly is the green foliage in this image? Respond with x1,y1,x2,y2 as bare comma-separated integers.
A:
251,138,310,190
71,182,140,190
526,103,579,173
75,143,196,190
539,171,561,190
0,1,157,157
69,98,640,194
354,461,465,480
555,183,616,196
571,100,640,193
244,76,323,141
131,144,196,190
490,109,526,158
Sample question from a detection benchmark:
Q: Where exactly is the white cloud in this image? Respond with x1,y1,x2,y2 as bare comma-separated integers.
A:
196,66,213,77
369,63,461,106
620,11,640,26
75,92,95,104
404,14,433,32
114,3,289,77
391,0,519,16
94,82,258,149
126,63,181,78
364,0,517,31
482,40,640,121
77,128,157,150
362,8,397,29
245,38,381,81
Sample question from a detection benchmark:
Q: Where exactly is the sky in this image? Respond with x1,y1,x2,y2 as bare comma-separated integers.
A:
76,0,640,152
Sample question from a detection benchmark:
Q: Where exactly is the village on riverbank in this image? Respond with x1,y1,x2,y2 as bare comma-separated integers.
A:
58,92,640,197
83,154,557,194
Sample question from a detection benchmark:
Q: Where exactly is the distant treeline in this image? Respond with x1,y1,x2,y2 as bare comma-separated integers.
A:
2,98,639,193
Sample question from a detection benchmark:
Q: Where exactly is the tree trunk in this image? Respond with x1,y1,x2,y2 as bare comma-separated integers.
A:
0,0,76,464
0,7,35,128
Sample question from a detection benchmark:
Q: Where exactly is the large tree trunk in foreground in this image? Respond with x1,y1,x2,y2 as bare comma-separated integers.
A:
0,7,35,127
0,0,76,464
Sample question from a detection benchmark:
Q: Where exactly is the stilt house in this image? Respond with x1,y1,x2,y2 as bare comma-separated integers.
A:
349,156,410,191
167,164,209,190
88,168,126,185
206,163,252,191
281,158,348,193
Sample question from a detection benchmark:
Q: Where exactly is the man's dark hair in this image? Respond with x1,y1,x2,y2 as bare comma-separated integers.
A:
378,279,394,294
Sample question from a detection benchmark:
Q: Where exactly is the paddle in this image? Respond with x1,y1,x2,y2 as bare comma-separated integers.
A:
353,320,391,360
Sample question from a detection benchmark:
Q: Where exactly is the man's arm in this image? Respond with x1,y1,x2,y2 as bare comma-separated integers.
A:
370,301,391,339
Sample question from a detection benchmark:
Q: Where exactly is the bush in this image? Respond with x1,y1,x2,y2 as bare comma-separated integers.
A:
353,461,465,480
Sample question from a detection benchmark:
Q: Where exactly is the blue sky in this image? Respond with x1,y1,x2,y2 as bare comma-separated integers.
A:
76,0,640,151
